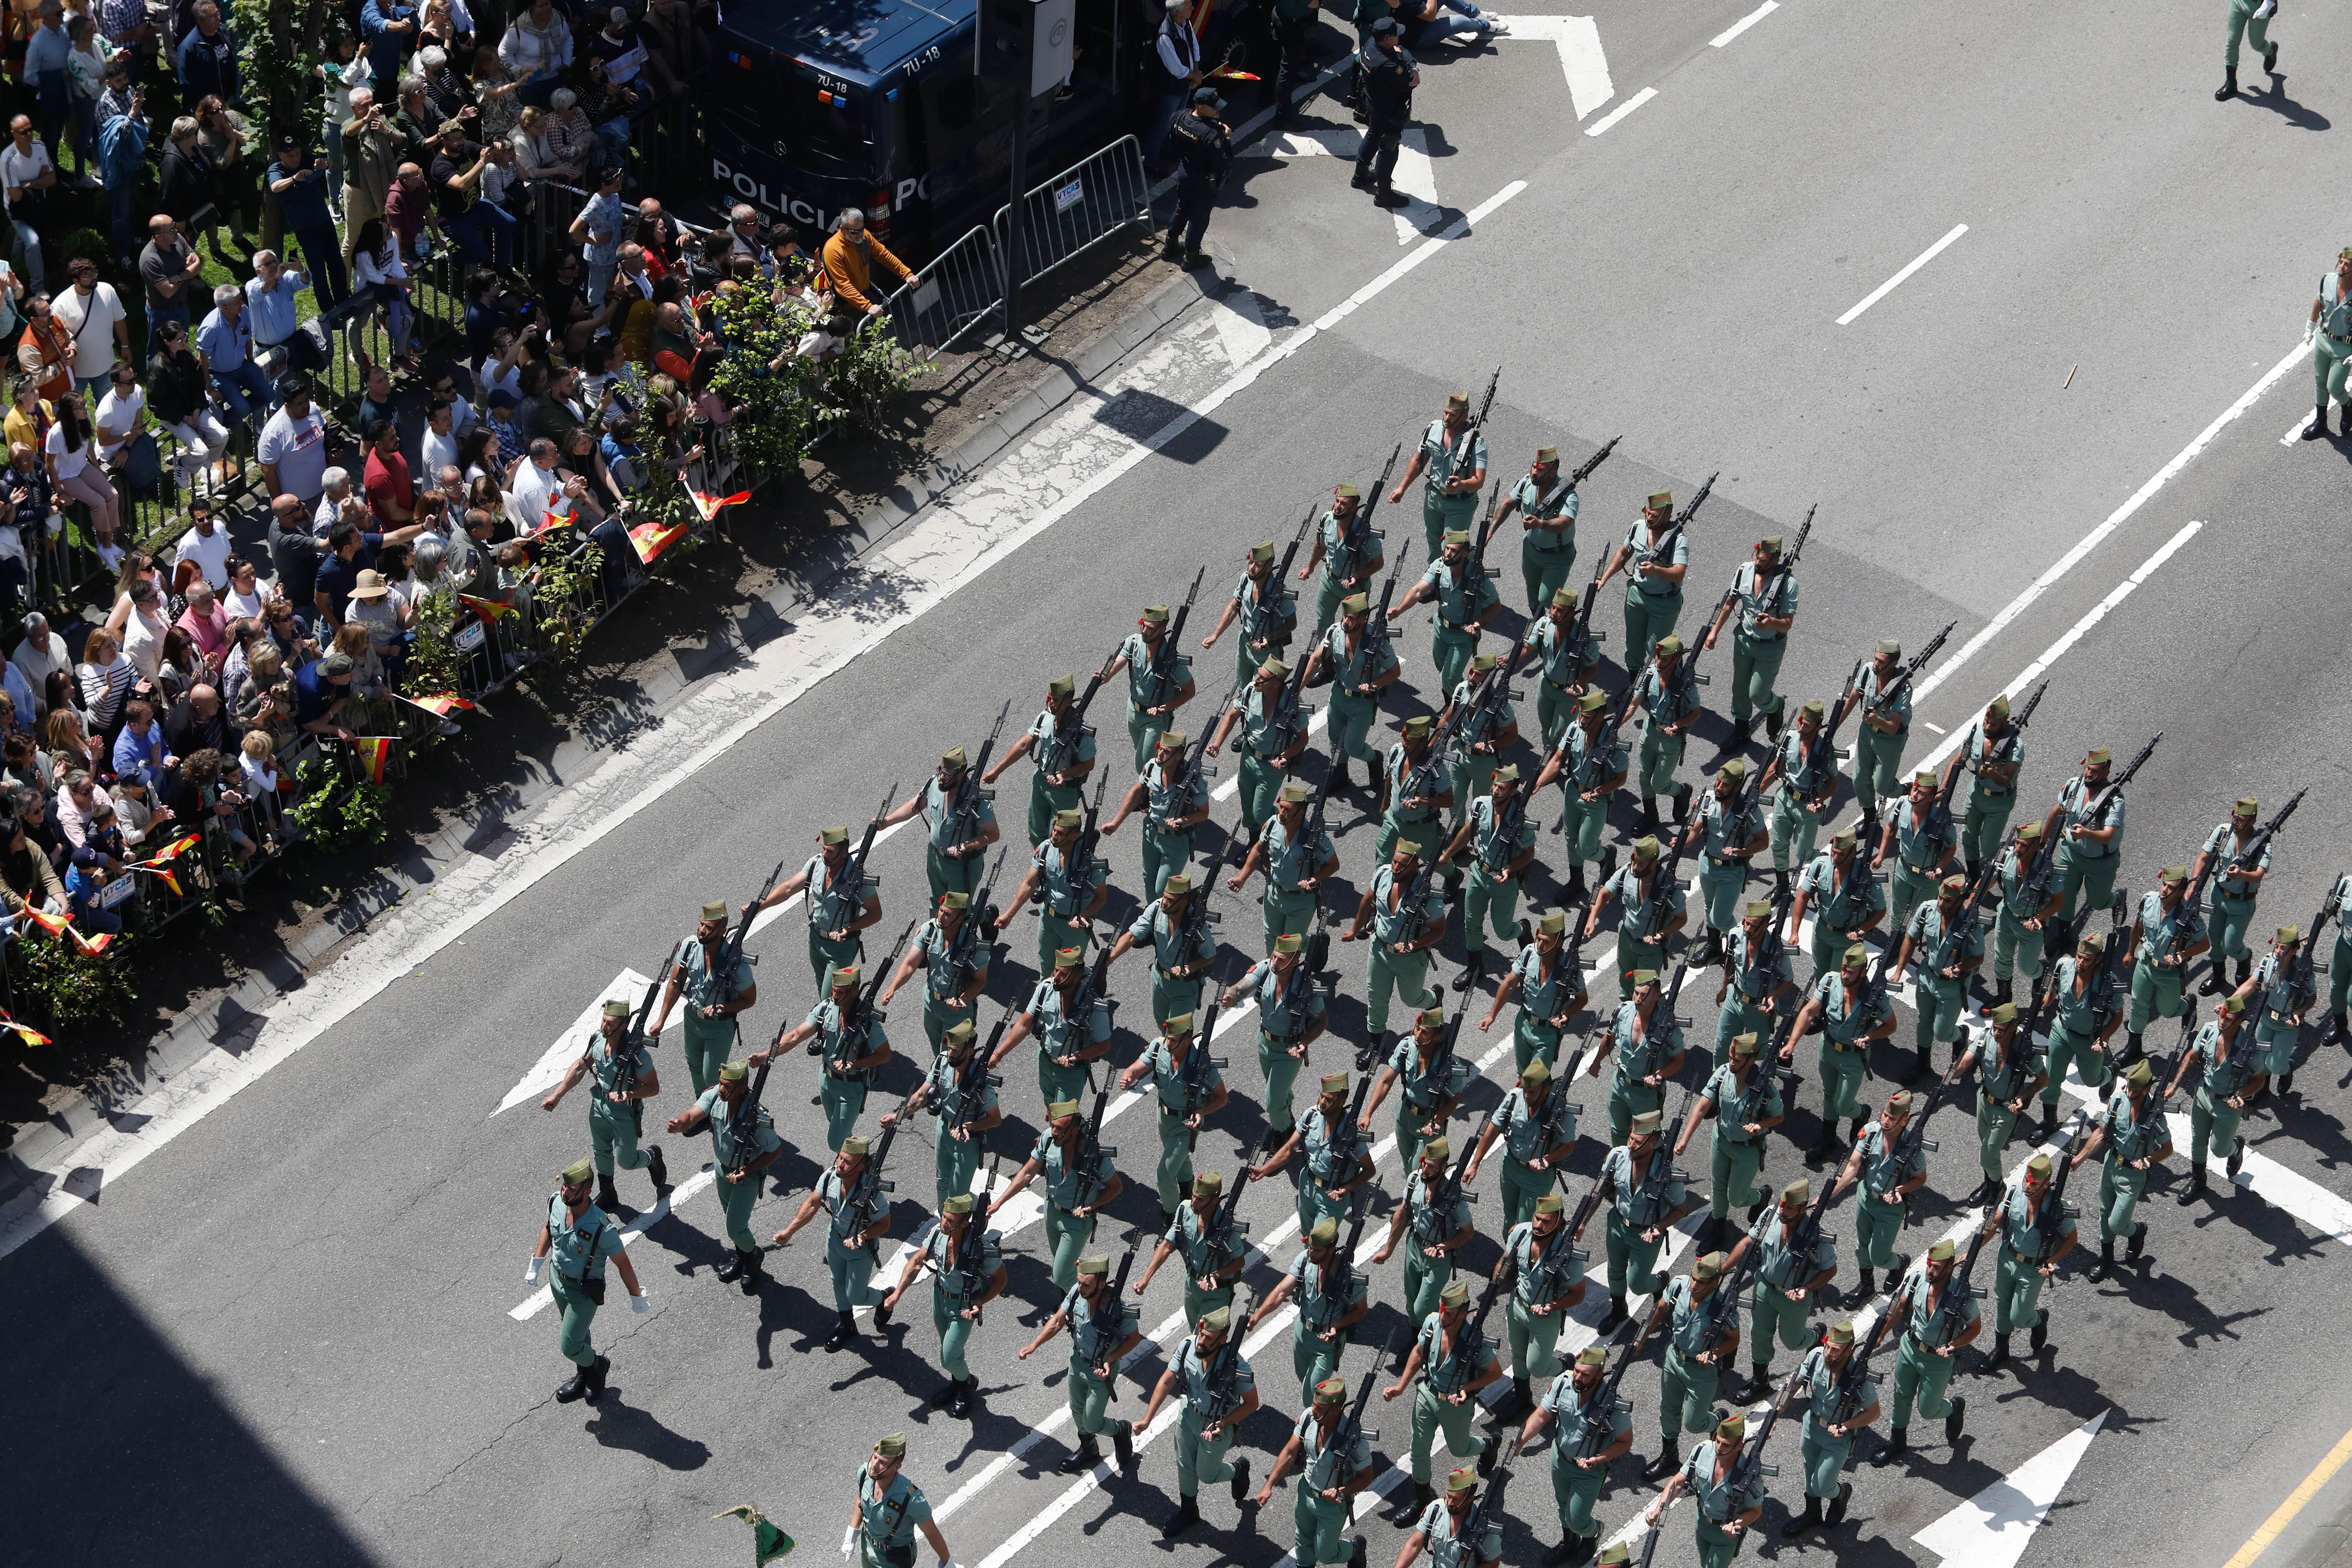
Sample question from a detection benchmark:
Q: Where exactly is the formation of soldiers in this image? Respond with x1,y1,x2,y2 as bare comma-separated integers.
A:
526,390,2348,1568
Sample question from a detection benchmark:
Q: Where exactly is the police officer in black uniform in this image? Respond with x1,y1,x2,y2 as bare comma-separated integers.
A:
1163,87,1235,271
1353,17,1417,211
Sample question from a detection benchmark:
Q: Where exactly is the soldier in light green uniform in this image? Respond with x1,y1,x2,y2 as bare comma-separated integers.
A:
1214,658,1312,848
1471,1055,1579,1230
1392,390,1489,562
1758,699,1836,889
772,1136,897,1351
662,1059,782,1292
2218,0,2279,94
1016,1250,1142,1474
1895,873,1986,1079
1257,1375,1378,1566
1790,829,1885,981
1586,835,1688,1001
528,1157,648,1403
2124,867,2209,1069
880,891,989,1053
980,673,1097,850
1365,1002,1470,1162
1952,1002,2045,1201
1402,1465,1505,1568
1628,635,1701,834
2307,249,2352,436
1979,1153,2074,1373
848,1435,954,1568
1873,1240,1980,1466
1727,1180,1836,1403
993,946,1115,1111
1300,481,1386,636
1142,1306,1260,1538
1479,910,1588,1076
1688,762,1767,965
1388,1278,1501,1508
1108,602,1197,772
1674,1032,1784,1248
1377,1136,1478,1325
1535,688,1628,903
1443,762,1535,979
1135,1171,1247,1326
1596,490,1689,670
538,998,666,1215
1592,968,1686,1146
1252,1213,1371,1404
1778,1320,1880,1537
1643,1411,1766,1568
881,1191,1006,1417
1226,932,1328,1134
1830,1090,1926,1306
1950,694,2024,879
2238,924,2310,1086
1710,902,1796,1060
885,746,998,906
2169,994,2263,1204
762,963,892,1154
1378,714,1454,869
1003,806,1110,977
1493,445,1578,621
995,1098,1124,1290
1389,527,1501,697
750,825,882,990
1528,584,1603,755
1308,591,1403,791
1117,1011,1228,1214
881,1019,999,1208
1233,780,1340,958
1848,639,1912,832
1990,822,2060,1009
2036,931,2123,1139
1496,1190,1585,1403
2039,746,2126,967
648,899,758,1097
1518,1345,1632,1565
1441,650,1519,841
1347,838,1447,1037
1589,1111,1695,1332
1700,534,1798,745
1878,769,1958,935
1103,729,1209,900
1200,539,1299,689
1108,877,1218,1051
1783,946,1897,1162
1641,1250,1741,1482
2194,798,2271,996
2071,1057,2171,1281
1256,1070,1376,1238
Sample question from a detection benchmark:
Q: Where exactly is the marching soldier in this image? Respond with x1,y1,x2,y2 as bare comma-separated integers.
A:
1252,1070,1377,1238
1120,1010,1229,1214
772,1136,897,1351
1640,1250,1742,1483
1685,762,1767,967
1829,1089,1927,1307
1347,839,1449,1041
1104,729,1213,898
1642,1411,1765,1568
1308,591,1404,793
647,898,758,1097
1378,714,1455,868
1107,602,1198,772
1389,527,1501,697
1783,944,1898,1163
1480,909,1589,1077
1528,585,1603,756
1979,1151,2075,1374
847,1435,955,1568
1587,1109,1695,1334
1383,1277,1501,1513
1595,489,1689,670
2037,930,2123,1138
1376,1135,1478,1326
2218,0,2278,98
1201,539,1298,689
1518,1344,1632,1567
1229,778,1341,958
1876,769,1958,934
2070,1056,2172,1281
1724,1179,1836,1403
2123,866,2208,1074
881,1191,1006,1418
2193,797,2271,996
1440,650,1520,840
1212,658,1312,847
993,1098,1124,1290
1894,873,1985,1080
1757,698,1836,894
880,890,990,1053
1946,693,2024,880
1495,1190,1586,1411
1699,533,1798,746
2237,923,2309,1090
1443,763,1535,987
1017,1250,1143,1474
1300,480,1387,637
751,825,884,990
1777,1319,1880,1537
2168,992,2262,1204
1251,1213,1371,1404
526,1157,650,1404
1397,1466,1504,1568
1534,689,1628,902
1627,635,1701,836
1674,1032,1785,1252
1711,902,1797,1062
1391,390,1490,563
1991,822,2060,1008
755,963,892,1153
1226,930,1329,1135
1951,1003,2046,1203
1365,1001,1470,1159
1492,445,1579,622
981,672,1098,850
1000,807,1109,977
663,1059,782,1293
1872,1237,1980,1466
1142,1305,1260,1538
878,746,999,905
991,946,1115,1111
1468,1055,1579,1229
881,1019,1000,1208
1847,638,1913,833
1587,967,1686,1146
2307,247,2352,435
1257,1375,1379,1568
2039,746,2127,967
538,997,666,1213
1585,835,1689,1001
1135,1168,1247,1325
1790,827,1886,982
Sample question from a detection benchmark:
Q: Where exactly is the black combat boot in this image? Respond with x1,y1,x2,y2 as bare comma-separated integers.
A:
1984,1332,2012,1373
2266,40,2279,71
1993,977,2012,1008
737,1248,765,1295
1850,1115,1869,1146
584,1354,609,1404
2029,1313,2048,1354
826,1310,857,1351
2234,958,2252,990
1642,1440,1680,1483
1638,797,1661,835
2307,399,2333,438
1160,1496,1202,1537
1374,187,1410,209
1330,755,1353,793
1841,1267,1876,1309
645,1144,668,1190
1113,1419,1136,1472
2215,67,2238,98
1596,1296,1629,1335
2228,1140,2246,1179
1568,864,1589,901
1504,1376,1532,1420
1780,1496,1824,1537
949,1376,976,1419
2037,1102,2058,1141
2179,1166,2208,1204
1454,950,1484,994
716,1249,748,1284
873,1294,894,1332
596,1172,622,1213
1872,1426,1908,1466
1945,1396,1967,1446
1478,1439,1497,1477
1060,1434,1102,1474
556,1361,594,1402
2126,1221,2147,1261
1231,1454,1253,1504
2089,1240,2115,1283
1826,1479,1854,1525
1764,704,1785,743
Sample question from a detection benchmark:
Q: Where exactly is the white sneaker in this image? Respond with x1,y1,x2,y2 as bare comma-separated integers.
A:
1483,17,1509,33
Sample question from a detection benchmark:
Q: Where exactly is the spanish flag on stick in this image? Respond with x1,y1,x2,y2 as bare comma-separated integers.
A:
400,691,476,719
690,488,751,523
628,515,690,565
457,593,518,626
351,736,396,785
0,1011,51,1047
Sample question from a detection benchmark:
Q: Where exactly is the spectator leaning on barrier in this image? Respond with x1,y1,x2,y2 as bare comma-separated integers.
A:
94,361,159,499
820,208,918,320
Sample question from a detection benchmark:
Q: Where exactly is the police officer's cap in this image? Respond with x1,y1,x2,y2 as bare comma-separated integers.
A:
602,998,630,1018
719,1060,749,1082
1164,1010,1196,1035
1315,1376,1347,1404
1369,13,1399,32
561,1157,594,1185
1308,1216,1340,1246
1191,87,1225,110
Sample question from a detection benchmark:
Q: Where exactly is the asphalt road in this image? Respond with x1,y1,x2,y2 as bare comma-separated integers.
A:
8,2,2352,1566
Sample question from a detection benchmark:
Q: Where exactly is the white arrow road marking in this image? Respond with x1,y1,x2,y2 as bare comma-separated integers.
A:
495,968,660,1115
1913,1411,2107,1568
1392,130,1442,245
1710,0,1778,48
1210,287,1272,368
1487,16,1615,118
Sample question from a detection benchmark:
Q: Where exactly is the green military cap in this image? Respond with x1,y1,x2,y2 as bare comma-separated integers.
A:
1470,651,1498,673
1576,1345,1608,1368
561,1156,594,1185
1551,585,1579,608
1049,673,1077,697
1048,1099,1083,1120
1744,898,1772,919
943,1019,977,1045
701,898,729,921
1719,758,1747,781
1885,1089,1915,1112
1629,1110,1663,1136
1309,1217,1340,1246
1533,1193,1564,1216
1646,490,1673,509
1729,1032,1759,1057
1716,1412,1747,1442
1927,1238,1956,1262
1054,808,1083,831
1494,763,1521,785
877,1433,908,1458
1914,768,1936,786
942,1193,975,1214
1404,713,1436,736
1597,1543,1632,1566
1782,1178,1811,1203
1077,1252,1111,1275
2078,932,2103,956
1627,967,1658,987
1875,638,1901,656
1446,1466,1479,1494
1539,910,1567,936
1832,827,1858,849
1989,1001,2020,1025
1397,838,1425,858
1578,688,1609,713
2341,246,2352,262
1446,391,1470,412
1758,534,1784,557
1194,1170,1225,1193
1165,873,1193,895
2235,795,2258,815
1693,1250,1727,1279
1655,633,1683,657
821,824,850,846
831,964,861,988
1424,1135,1451,1162
941,890,971,909
1140,604,1171,624
2223,994,2249,1017
1320,1071,1350,1094
2125,1058,2154,1087
719,1060,749,1082
2026,1152,2054,1178
1341,592,1370,615
1439,1278,1472,1307
2085,746,2112,766
843,1135,872,1156
1418,1003,1447,1027
2279,924,2303,944
1262,656,1291,678
1801,698,1826,719
1055,947,1085,970
602,998,631,1018
1314,1375,1348,1404
942,744,968,768
1335,482,1362,500
1631,835,1660,861
2160,864,2188,885
1522,1056,1553,1083
1164,1011,1196,1035
1844,943,1869,967
1444,528,1472,547
1535,445,1560,464
1986,695,2010,722
1279,779,1312,803
1275,932,1305,954
1158,729,1188,751
1827,1320,1855,1345
1248,541,1275,563
1940,874,1967,895
1201,1306,1232,1332
2016,821,2043,841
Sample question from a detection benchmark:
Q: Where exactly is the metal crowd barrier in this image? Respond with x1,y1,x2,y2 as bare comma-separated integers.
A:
882,221,1007,354
990,134,1154,294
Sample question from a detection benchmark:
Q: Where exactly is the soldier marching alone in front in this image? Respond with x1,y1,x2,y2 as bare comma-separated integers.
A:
846,1434,956,1568
539,997,666,1213
772,1135,898,1351
1104,729,1214,898
1700,533,1798,746
664,1059,782,1292
1017,1250,1143,1474
527,1157,650,1404
648,898,758,1097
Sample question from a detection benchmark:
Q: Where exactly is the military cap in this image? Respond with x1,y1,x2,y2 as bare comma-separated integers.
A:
2017,821,2043,841
1262,656,1291,678
831,964,861,988
1439,1278,1472,1307
1248,541,1275,563
2235,796,2258,815
943,1019,977,1045
1140,604,1171,624
1539,910,1567,936
2160,864,2189,885
1990,1001,2020,1025
1397,838,1425,858
1744,898,1772,919
1341,592,1370,615
1320,1071,1350,1094
1552,586,1579,608
1885,1089,1915,1112
941,890,971,910
2078,932,2104,956
1801,698,1826,719
1444,528,1472,547
719,1060,748,1082
2085,746,2112,766
1424,1135,1451,1162
1758,534,1784,556
1631,835,1660,861
1986,695,2010,721
1719,758,1746,781
1646,490,1673,509
701,898,729,921
1446,391,1470,412
1729,1032,1759,1058
1522,1056,1553,1083
1419,1004,1447,1027
1630,1110,1663,1136
602,998,631,1018
1201,1306,1231,1332
1049,809,1081,835
1055,947,1085,970
1164,872,1193,896
1827,1320,1855,1345
1279,779,1312,802
1470,651,1498,674
2223,994,2248,1017
1159,729,1188,751
1309,1217,1340,1246
877,1433,908,1458
2341,246,2352,262
1693,1251,1727,1279
2026,1152,2054,1178
561,1157,594,1185
1446,1466,1479,1494
1315,1376,1348,1404
1404,713,1436,736
1782,1178,1811,1203
942,744,968,768
1655,633,1684,657
1576,1345,1609,1368
1628,967,1659,987
1832,827,1859,849
1077,1252,1111,1276
1335,482,1362,499
1050,673,1077,697
1193,1170,1224,1193
1915,768,1937,786
2126,1058,2154,1087
2279,924,2302,944
1534,1193,1564,1216
1578,688,1609,713
1048,1099,1083,1120
1844,943,1869,967
843,1135,872,1156
1494,763,1521,785
1275,932,1305,954
1928,1238,1956,1262
1535,446,1560,463
1941,874,1967,895
1875,638,1901,656
1164,1011,1196,1035
943,1193,975,1215
1716,1412,1747,1442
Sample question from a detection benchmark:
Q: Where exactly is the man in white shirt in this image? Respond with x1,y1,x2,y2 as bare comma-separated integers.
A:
93,363,148,470
504,435,566,533
11,612,67,704
1,115,56,294
52,256,127,396
256,374,329,504
174,502,233,589
313,465,354,536
421,397,461,477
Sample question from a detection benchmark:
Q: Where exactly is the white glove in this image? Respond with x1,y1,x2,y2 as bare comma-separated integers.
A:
2253,0,2275,19
525,1256,544,1285
630,1291,650,1314
840,1525,857,1559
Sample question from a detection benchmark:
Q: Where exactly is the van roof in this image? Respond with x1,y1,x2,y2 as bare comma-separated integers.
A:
725,0,975,88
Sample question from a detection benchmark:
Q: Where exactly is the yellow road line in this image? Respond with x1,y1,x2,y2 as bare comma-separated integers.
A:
2221,1423,2352,1568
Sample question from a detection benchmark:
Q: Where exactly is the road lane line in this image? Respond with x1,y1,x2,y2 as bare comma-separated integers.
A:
2219,1421,2352,1568
1584,86,1656,136
1837,224,1969,327
1710,0,1778,47
2280,408,2316,445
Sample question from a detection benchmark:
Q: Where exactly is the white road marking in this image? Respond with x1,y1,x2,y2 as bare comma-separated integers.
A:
1585,86,1656,136
1393,129,1442,246
1913,1411,2108,1568
2280,408,2316,445
2158,1111,2352,1245
494,968,660,1115
1921,721,1947,735
1837,224,1969,327
1210,287,1273,368
1488,16,1615,119
1710,0,1779,48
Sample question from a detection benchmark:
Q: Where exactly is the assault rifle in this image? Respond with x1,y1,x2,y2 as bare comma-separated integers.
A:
950,699,1012,849
718,859,784,1009
1566,433,1623,491
813,920,915,1079
1725,1364,1802,1500
1148,567,1208,710
725,1053,775,1179
1043,651,1118,778
1827,1304,1897,1426
1362,536,1416,669
1345,443,1405,581
1332,1327,1394,1459
1204,1285,1261,1419
1447,368,1500,489
1962,679,2046,796
839,1097,903,1236
1073,1073,1118,1209
839,785,897,916
1645,470,1716,566
1097,1232,1144,1394
1916,1225,1990,1348
1458,1443,1516,1560
625,949,668,1050
1207,1132,1275,1276
947,848,1009,999
954,1151,1005,1323
2177,789,2306,968
2071,731,2161,830
1180,963,1229,1154
1414,1125,1481,1250
1840,619,1955,733
2288,875,2346,1021
1459,478,1503,608
1764,504,1815,617
1318,1069,1377,1197
946,1014,1005,1140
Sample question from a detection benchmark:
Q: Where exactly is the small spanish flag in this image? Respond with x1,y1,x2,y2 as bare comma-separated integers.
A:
142,833,202,864
628,516,690,565
1207,66,1260,80
531,505,573,540
458,594,518,626
68,928,112,957
713,1505,794,1564
0,1012,52,1047
17,906,71,940
351,736,396,785
400,691,477,719
690,488,751,523
136,863,183,897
